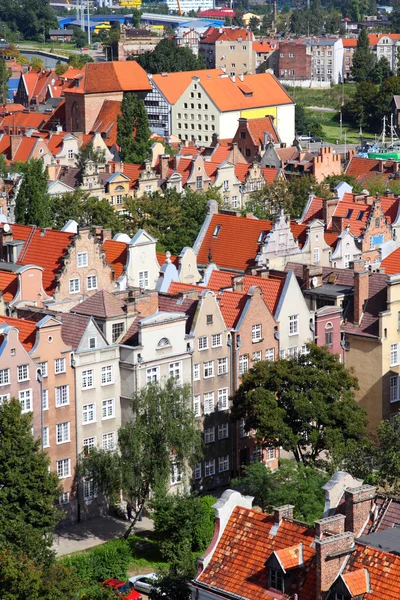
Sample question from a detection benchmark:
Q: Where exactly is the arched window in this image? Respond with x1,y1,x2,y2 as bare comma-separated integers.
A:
115,185,125,191
325,322,333,330
157,337,171,348
325,322,333,346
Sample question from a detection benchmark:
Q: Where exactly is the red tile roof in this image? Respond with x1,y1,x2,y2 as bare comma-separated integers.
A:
197,213,306,272
156,252,179,267
0,271,18,303
64,61,151,95
247,116,280,145
91,100,121,148
102,239,127,279
152,69,223,105
72,290,125,318
342,569,369,596
328,194,397,238
168,281,205,294
275,544,303,571
342,38,358,47
1,111,50,132
122,163,144,188
253,41,273,53
301,196,323,224
197,506,316,599
262,167,280,183
345,156,394,185
0,315,37,351
200,27,251,44
11,224,74,294
344,544,400,600
217,290,248,327
381,246,400,274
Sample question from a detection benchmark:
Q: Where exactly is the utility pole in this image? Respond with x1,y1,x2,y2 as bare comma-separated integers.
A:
87,0,91,46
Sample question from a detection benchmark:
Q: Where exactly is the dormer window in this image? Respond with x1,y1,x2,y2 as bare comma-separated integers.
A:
213,225,221,237
269,568,284,593
345,209,353,219
258,230,266,242
157,337,171,347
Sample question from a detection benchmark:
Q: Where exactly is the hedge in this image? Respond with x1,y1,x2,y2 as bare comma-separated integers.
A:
60,539,131,584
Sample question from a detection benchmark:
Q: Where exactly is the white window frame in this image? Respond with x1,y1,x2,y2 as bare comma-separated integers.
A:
146,366,160,383
391,343,399,367
59,492,70,504
89,337,96,349
42,426,49,448
289,314,299,336
83,436,96,451
102,432,116,451
170,460,183,485
205,459,215,477
194,463,202,480
82,369,94,389
57,458,71,479
56,421,70,444
313,247,320,263
390,376,400,403
204,392,214,415
19,388,32,413
77,252,88,267
218,388,229,411
42,389,49,411
218,357,228,375
204,427,215,443
239,354,249,376
193,395,201,417
193,363,200,381
69,278,80,294
17,364,29,382
211,333,222,348
112,322,124,343
219,455,229,473
252,351,262,364
82,403,96,424
265,348,275,361
37,362,47,378
204,360,214,378
138,270,149,289
198,336,208,351
252,324,262,342
54,357,66,375
0,393,9,406
101,365,113,385
218,423,229,439
0,368,10,386
83,478,96,500
169,361,182,382
266,446,276,461
87,275,98,291
102,398,115,420
55,385,69,407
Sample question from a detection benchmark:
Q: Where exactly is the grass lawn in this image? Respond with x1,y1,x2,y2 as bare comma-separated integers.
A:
307,109,375,144
126,534,168,577
286,84,357,111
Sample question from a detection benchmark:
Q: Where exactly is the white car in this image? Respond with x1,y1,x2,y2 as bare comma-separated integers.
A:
129,573,159,595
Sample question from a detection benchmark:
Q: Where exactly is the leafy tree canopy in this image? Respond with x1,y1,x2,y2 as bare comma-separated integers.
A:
232,460,329,524
231,344,367,465
117,92,151,165
15,158,51,228
50,190,122,235
0,0,57,42
352,29,376,82
133,38,205,73
81,380,202,539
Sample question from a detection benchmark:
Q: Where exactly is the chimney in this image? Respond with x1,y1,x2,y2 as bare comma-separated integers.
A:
331,215,344,234
10,135,22,160
352,260,369,325
232,275,244,293
322,197,339,228
160,154,170,180
303,264,323,289
378,160,384,173
273,504,294,524
131,289,159,317
344,485,376,537
315,514,345,539
315,526,354,600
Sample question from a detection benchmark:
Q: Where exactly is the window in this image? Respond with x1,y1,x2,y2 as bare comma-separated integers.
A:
42,426,49,448
146,367,159,383
83,478,96,500
17,365,29,382
252,351,262,363
196,176,203,190
42,389,48,411
138,270,149,289
198,336,208,351
102,432,115,451
218,357,228,375
240,131,246,139
116,195,123,205
19,389,32,413
375,217,380,227
82,403,96,424
69,278,80,294
253,445,262,462
265,348,275,361
55,358,66,374
239,355,249,376
57,458,70,478
223,180,229,192
169,361,182,382
205,459,215,477
325,331,333,346
87,275,97,290
218,423,229,439
391,376,400,403
194,463,202,479
204,392,214,414
193,363,200,381
77,252,88,267
204,360,214,378
344,254,351,268
56,421,70,444
239,418,249,438
37,362,47,378
206,314,213,325
67,149,74,159
101,365,113,385
269,568,284,592
0,368,10,386
218,454,230,473
252,324,262,341
193,395,201,417
112,322,124,343
313,247,320,263
56,385,69,406
266,446,276,461
83,436,96,451
289,314,299,335
82,370,94,389
212,333,222,347
102,398,115,419
59,492,70,504
391,343,399,367
170,461,183,485
89,337,96,349
218,388,229,411
204,427,215,443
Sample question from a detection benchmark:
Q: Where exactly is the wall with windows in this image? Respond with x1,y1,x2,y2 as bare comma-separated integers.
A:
172,81,220,146
125,230,161,290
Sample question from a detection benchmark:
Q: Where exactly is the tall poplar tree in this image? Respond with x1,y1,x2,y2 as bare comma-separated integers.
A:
352,28,376,82
117,92,151,165
15,159,51,228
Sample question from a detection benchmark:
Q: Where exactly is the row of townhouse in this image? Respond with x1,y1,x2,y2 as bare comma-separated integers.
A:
343,33,400,79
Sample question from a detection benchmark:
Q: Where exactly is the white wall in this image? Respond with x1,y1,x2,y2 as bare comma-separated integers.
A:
276,103,295,146
275,271,314,355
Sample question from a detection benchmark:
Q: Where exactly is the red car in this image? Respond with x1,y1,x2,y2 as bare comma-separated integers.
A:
103,579,142,600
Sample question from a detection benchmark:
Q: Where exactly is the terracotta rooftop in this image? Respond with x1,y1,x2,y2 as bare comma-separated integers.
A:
345,156,394,185
59,312,90,349
64,61,151,95
0,315,37,351
102,239,127,279
381,246,400,274
217,289,248,328
253,41,273,52
200,27,251,44
275,543,303,571
0,270,18,303
246,116,280,145
301,196,324,224
91,100,121,148
72,290,126,319
152,69,223,105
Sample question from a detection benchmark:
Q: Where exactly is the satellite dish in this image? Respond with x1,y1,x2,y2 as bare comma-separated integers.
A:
3,223,10,233
312,276,318,288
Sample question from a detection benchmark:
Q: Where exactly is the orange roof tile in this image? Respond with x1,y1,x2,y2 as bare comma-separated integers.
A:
201,27,251,44
197,506,316,599
234,163,251,182
324,231,339,248
344,544,400,600
275,544,303,571
381,246,400,274
0,271,18,303
253,41,272,52
342,569,369,596
217,290,248,327
208,140,234,164
12,224,73,294
152,69,223,105
301,196,323,224
206,270,238,290
261,167,280,183
200,72,293,112
64,61,151,95
342,38,358,47
122,163,144,188
157,252,179,267
102,239,127,279
12,137,39,163
197,213,306,271
0,315,37,351
345,156,393,185
168,281,205,294
91,100,121,147
247,116,280,144
1,111,50,131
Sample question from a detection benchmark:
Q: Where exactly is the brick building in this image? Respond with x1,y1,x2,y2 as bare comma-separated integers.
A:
277,40,312,82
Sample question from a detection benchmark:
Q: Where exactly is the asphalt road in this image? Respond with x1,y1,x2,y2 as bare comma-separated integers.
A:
304,141,358,155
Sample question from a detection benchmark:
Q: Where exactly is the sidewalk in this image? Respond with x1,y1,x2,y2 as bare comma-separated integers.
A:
53,514,154,556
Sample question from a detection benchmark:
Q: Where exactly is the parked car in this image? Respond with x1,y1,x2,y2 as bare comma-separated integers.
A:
103,579,142,600
310,136,323,143
129,573,159,595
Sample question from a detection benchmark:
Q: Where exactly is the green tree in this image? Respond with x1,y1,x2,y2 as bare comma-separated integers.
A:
152,494,215,561
68,53,94,68
391,8,400,33
0,153,7,177
76,141,106,180
231,344,367,465
15,159,51,227
80,196,122,234
375,413,400,493
72,28,88,48
352,28,376,82
0,399,61,565
149,549,194,600
55,60,68,76
295,104,324,138
232,460,329,523
134,38,205,74
371,56,392,84
0,58,10,104
30,56,45,71
249,16,260,32
117,92,151,164
81,380,202,539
